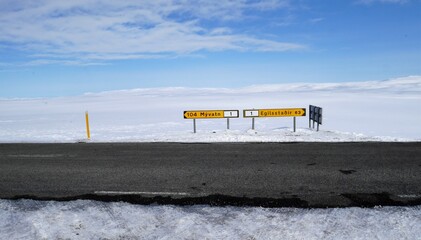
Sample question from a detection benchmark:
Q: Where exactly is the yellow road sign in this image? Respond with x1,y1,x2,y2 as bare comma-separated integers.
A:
244,108,306,118
184,110,239,119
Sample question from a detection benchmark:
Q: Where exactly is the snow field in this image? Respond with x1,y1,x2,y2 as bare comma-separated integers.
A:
1,76,420,142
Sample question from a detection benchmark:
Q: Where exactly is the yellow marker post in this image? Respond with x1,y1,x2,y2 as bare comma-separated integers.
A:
85,111,91,140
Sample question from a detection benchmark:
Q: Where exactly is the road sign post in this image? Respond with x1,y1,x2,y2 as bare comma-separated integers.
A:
243,109,258,130
293,117,296,132
309,106,312,129
243,108,306,131
184,110,239,133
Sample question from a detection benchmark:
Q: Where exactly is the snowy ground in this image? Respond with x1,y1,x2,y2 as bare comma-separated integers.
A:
1,76,420,239
1,200,420,240
0,75,420,142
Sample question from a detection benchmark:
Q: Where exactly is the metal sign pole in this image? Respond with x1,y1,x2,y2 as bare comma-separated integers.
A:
193,119,196,133
317,122,320,132
252,117,255,130
227,118,230,130
293,117,296,132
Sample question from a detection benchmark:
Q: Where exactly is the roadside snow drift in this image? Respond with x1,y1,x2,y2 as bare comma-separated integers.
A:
1,200,420,240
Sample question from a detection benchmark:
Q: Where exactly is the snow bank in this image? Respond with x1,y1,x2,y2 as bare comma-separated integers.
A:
1,199,420,240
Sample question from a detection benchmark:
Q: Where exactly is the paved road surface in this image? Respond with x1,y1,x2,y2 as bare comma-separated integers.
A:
0,142,420,207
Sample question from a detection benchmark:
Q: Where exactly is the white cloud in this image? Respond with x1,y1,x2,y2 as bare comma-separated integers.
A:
356,0,408,4
0,0,303,64
309,18,324,24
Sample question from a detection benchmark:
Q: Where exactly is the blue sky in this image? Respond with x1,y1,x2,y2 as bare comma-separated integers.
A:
0,0,420,97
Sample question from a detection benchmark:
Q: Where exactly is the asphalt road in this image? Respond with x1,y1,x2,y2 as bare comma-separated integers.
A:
0,142,420,207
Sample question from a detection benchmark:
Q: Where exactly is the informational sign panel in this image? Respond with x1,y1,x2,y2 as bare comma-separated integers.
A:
243,110,259,117
309,105,323,131
184,110,239,133
223,110,239,118
243,108,306,118
243,108,306,132
184,110,239,119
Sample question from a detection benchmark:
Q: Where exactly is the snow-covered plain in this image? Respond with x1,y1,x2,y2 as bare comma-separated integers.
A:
1,76,421,239
1,76,420,142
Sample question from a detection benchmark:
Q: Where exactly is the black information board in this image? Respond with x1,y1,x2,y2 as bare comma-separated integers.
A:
309,105,323,130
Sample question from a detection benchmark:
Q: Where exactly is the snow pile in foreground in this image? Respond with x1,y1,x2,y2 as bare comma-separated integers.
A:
1,76,420,142
0,200,420,240
91,128,413,143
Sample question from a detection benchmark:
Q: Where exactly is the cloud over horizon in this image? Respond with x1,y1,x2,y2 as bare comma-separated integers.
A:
0,0,304,65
